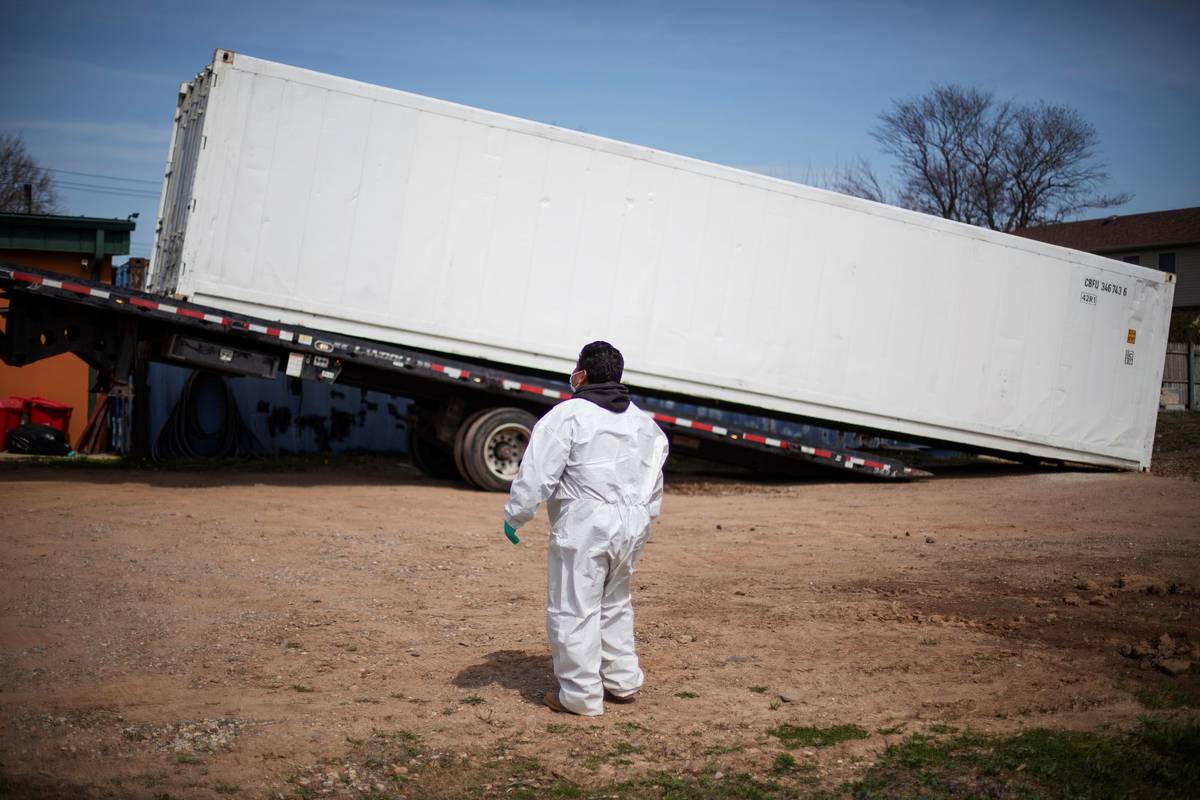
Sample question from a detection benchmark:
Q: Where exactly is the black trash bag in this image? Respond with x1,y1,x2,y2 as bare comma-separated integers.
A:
5,423,73,456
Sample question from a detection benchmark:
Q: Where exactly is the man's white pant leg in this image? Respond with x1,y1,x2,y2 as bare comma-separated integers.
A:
599,521,648,697
546,538,606,716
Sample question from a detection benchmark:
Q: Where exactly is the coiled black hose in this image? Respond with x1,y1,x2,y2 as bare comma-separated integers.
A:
153,370,265,460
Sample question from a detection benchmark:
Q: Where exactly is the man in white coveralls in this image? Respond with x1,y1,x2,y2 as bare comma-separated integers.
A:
502,341,670,716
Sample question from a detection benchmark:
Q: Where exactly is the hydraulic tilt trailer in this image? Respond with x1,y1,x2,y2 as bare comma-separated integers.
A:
143,51,1171,474
0,263,925,487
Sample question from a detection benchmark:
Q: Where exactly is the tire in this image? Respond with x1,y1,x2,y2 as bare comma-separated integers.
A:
453,409,493,490
455,407,536,492
407,420,460,481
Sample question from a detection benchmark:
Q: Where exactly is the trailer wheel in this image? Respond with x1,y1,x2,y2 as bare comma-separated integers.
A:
453,409,491,489
455,407,536,492
407,423,460,481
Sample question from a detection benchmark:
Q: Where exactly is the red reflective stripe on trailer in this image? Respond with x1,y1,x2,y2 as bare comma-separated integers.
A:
743,433,766,444
61,282,91,295
266,327,281,337
862,460,886,470
690,421,714,433
130,297,158,310
177,308,205,320
432,363,466,377
653,413,677,425
813,448,833,459
12,272,42,285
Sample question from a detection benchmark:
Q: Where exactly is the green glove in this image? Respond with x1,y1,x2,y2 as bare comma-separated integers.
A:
503,521,520,545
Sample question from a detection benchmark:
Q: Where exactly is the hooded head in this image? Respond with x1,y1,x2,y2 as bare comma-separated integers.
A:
571,341,630,413
571,340,624,389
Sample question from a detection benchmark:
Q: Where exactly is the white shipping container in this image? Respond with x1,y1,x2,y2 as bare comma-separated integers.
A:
150,50,1175,470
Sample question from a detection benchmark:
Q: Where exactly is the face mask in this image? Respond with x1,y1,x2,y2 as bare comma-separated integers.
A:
569,369,585,390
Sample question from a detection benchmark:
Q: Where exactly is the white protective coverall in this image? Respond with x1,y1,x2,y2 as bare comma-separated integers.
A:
503,397,669,716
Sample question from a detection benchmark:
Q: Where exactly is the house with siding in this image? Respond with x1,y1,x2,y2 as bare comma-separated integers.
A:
1015,207,1200,309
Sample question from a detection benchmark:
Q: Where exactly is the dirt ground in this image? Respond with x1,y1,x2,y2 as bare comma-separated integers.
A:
1,454,1198,798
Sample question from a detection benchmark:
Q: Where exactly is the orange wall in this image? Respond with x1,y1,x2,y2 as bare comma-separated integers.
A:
0,251,114,447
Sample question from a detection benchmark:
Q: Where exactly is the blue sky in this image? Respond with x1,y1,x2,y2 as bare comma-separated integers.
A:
2,0,1197,260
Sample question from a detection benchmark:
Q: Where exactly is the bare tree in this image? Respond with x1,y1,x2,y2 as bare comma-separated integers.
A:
0,134,60,214
835,85,1129,231
832,156,892,205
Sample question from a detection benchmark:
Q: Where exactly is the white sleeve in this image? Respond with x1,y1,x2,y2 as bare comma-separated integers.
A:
503,408,573,529
648,471,664,519
647,424,669,519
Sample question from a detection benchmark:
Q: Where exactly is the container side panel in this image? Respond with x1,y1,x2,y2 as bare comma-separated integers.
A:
605,159,671,355
297,90,373,302
644,168,711,373
741,188,796,396
483,129,549,346
523,139,593,346
340,101,421,316
560,150,629,344
435,121,505,339
386,112,465,331
217,74,285,290
252,78,325,298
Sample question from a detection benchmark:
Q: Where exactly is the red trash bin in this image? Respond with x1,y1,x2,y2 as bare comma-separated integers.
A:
17,396,74,436
0,397,24,450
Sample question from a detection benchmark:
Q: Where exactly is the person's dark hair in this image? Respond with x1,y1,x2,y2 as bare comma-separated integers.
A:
577,341,624,384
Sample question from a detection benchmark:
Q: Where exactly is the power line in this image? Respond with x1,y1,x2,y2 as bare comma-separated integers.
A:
51,181,160,200
47,168,160,186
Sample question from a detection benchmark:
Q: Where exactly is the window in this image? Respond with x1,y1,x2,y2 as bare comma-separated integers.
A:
1123,255,1140,265
1158,252,1176,273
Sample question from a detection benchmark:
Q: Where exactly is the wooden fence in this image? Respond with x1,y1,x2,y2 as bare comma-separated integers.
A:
1162,342,1198,410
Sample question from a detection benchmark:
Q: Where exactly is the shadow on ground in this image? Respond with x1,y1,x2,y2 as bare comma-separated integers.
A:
453,649,555,708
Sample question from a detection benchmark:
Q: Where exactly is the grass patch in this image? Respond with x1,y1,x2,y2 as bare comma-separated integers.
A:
174,753,202,765
285,640,302,649
877,723,907,736
461,694,485,706
291,684,314,693
212,782,239,795
284,716,1200,799
1135,687,1194,710
674,691,699,699
771,753,798,775
612,741,642,756
703,742,746,757
617,721,645,735
511,771,798,800
768,723,868,748
750,686,769,694
849,717,1200,799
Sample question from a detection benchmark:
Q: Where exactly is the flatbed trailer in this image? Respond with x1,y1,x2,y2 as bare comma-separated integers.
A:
0,262,927,486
